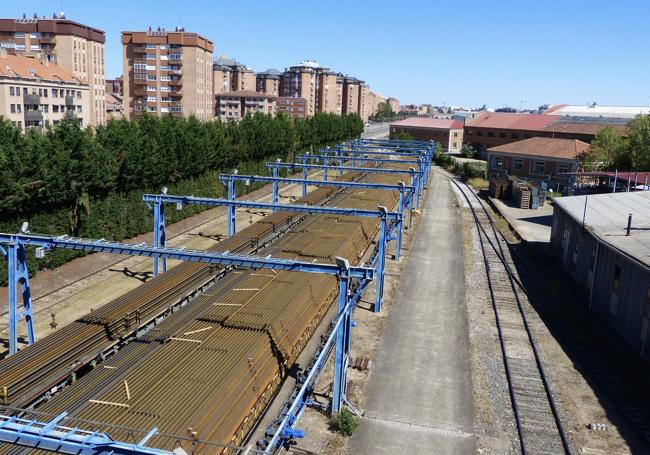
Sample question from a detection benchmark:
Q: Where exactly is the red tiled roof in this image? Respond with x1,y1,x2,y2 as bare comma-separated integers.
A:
542,122,629,136
0,53,84,84
487,137,589,160
466,112,559,131
390,117,463,130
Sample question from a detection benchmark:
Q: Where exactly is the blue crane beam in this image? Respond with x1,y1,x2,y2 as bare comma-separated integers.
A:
217,174,415,217
142,193,399,312
0,413,175,455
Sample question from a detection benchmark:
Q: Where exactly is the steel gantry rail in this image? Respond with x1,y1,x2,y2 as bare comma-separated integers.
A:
265,161,425,208
142,193,401,312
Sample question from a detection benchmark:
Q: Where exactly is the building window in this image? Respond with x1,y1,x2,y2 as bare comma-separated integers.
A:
476,130,483,137
9,87,14,96
147,86,157,91
513,158,523,171
43,89,48,97
146,43,156,49
77,91,81,98
10,104,15,114
531,161,545,175
453,132,458,138
147,96,157,102
76,105,82,113
53,105,59,113
452,142,457,148
487,131,495,138
16,104,21,113
557,163,570,174
23,88,28,95
146,75,156,81
146,54,156,60
612,265,621,294
42,104,49,113
499,132,507,138
491,156,503,169
52,90,58,98
511,133,520,139
134,63,146,70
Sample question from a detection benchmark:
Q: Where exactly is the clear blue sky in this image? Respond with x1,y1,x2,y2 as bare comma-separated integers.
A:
4,0,650,109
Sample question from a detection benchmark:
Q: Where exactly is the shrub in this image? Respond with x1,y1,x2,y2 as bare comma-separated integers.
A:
331,408,359,437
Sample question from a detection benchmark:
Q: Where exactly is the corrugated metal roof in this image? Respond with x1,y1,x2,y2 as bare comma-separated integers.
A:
544,104,650,119
554,191,650,267
390,117,463,130
466,112,559,130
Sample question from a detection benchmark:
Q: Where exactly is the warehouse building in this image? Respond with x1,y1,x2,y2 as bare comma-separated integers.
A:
389,117,464,152
486,137,588,191
551,191,650,363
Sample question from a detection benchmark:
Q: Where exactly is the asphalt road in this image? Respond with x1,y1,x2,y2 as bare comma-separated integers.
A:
347,172,476,454
362,122,389,139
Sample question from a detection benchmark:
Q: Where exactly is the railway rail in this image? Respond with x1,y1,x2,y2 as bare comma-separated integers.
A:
0,165,408,454
440,169,572,455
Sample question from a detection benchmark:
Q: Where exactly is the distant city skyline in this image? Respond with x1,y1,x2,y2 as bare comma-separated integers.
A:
2,0,649,108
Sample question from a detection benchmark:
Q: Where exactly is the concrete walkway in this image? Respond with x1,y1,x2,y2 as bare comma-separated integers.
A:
347,172,475,454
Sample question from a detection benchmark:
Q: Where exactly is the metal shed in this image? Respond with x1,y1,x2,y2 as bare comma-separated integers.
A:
550,191,650,362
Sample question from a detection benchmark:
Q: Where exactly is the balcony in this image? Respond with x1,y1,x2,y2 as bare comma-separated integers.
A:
134,78,148,85
132,46,148,53
169,101,183,107
65,95,75,106
39,35,56,44
133,87,146,96
169,89,182,96
168,58,183,65
169,79,182,87
23,93,41,105
24,110,43,122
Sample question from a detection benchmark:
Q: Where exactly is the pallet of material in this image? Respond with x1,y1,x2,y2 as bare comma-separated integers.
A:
489,176,510,199
509,176,532,209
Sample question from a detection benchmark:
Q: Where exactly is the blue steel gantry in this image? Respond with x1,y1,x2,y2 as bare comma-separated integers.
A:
0,232,372,452
142,193,401,312
265,161,425,208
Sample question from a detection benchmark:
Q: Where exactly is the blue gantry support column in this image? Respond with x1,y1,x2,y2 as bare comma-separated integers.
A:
396,183,405,262
301,155,308,197
227,177,237,236
152,201,167,277
374,207,388,312
2,238,36,355
271,165,279,208
332,258,351,414
323,156,329,182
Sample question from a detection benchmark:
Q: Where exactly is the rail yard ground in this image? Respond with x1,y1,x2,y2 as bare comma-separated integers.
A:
2,158,650,455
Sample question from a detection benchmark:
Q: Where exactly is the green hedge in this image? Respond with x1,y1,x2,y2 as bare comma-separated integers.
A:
0,112,363,285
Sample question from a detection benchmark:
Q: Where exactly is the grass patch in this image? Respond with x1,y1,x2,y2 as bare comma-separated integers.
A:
468,177,488,191
330,408,359,437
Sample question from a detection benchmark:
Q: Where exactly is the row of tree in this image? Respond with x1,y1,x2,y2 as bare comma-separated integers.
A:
0,112,363,219
582,114,650,171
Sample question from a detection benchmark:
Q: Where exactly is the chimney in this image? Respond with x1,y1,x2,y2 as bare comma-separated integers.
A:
626,214,633,236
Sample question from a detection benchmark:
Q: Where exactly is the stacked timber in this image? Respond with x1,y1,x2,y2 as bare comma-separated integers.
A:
509,176,532,209
489,176,510,199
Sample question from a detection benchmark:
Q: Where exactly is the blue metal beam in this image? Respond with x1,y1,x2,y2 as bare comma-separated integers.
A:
296,154,422,166
142,193,400,312
0,413,175,455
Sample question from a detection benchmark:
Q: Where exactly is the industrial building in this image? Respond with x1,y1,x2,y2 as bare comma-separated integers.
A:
551,191,650,363
486,137,589,191
389,117,464,152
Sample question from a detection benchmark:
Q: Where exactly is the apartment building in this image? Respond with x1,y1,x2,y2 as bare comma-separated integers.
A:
0,14,105,126
342,77,361,115
213,55,255,95
281,60,320,116
256,69,281,96
105,77,123,96
316,70,339,114
0,49,89,130
387,97,400,113
215,90,276,121
277,97,306,118
122,28,214,120
335,73,344,115
358,82,370,121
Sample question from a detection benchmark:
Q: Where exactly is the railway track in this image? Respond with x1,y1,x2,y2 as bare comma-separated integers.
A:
0,165,406,453
441,170,572,455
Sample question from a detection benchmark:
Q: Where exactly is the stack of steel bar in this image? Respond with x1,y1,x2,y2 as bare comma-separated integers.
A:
0,166,408,454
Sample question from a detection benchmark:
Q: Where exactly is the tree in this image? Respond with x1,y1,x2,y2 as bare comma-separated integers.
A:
370,101,395,122
461,144,477,158
391,131,414,141
581,126,628,171
628,114,650,171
